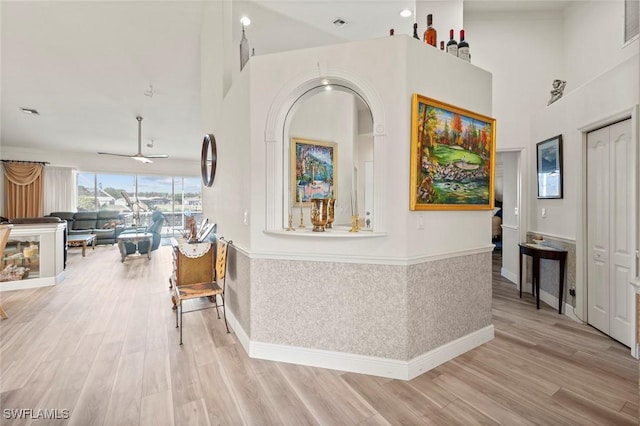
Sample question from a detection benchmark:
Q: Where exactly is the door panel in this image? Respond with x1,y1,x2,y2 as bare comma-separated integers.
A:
587,127,610,334
609,119,634,346
587,118,634,347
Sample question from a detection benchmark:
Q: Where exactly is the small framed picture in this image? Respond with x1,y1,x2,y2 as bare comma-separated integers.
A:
536,135,563,199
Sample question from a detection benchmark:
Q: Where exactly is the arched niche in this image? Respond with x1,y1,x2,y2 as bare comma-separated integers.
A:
263,71,386,234
283,85,373,229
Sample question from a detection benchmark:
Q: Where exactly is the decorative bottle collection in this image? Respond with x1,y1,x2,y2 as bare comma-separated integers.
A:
423,14,437,47
411,15,471,63
446,29,458,56
458,29,470,62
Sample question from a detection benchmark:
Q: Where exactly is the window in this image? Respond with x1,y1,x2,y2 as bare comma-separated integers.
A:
77,173,202,238
625,0,639,43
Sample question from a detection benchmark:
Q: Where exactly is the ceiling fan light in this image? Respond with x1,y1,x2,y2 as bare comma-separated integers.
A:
133,156,153,164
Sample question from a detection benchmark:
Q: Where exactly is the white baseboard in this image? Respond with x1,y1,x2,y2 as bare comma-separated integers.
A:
0,272,63,292
501,268,518,285
407,325,494,379
225,307,250,355
538,289,582,323
233,324,493,381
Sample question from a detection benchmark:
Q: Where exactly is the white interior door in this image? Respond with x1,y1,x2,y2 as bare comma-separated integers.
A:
587,119,634,347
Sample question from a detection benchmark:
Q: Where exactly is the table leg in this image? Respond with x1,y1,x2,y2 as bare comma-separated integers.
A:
118,240,126,262
82,242,87,257
519,252,523,298
558,257,565,314
533,257,540,309
146,239,151,259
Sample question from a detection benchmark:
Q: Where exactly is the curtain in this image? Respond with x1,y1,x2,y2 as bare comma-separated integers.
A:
43,166,77,214
3,162,44,219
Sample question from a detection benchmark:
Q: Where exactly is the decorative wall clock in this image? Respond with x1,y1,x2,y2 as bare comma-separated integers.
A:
201,133,217,187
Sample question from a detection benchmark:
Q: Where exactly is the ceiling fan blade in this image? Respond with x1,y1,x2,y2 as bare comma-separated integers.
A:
97,116,169,161
98,152,133,158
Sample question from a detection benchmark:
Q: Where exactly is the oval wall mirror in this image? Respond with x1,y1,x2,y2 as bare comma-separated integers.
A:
201,133,217,187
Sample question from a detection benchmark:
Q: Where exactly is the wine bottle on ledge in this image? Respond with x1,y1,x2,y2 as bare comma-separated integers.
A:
440,41,444,51
458,29,470,62
423,14,437,47
446,29,458,56
413,23,420,40
390,28,394,36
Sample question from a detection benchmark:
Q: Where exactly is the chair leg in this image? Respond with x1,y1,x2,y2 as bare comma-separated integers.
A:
0,304,7,320
175,298,179,328
213,294,221,319
179,302,184,345
221,294,229,334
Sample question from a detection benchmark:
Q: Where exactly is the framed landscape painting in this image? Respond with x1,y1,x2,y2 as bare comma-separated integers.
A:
291,137,336,205
410,94,496,210
536,135,563,199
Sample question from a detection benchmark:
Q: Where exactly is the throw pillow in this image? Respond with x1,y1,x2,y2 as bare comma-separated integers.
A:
102,219,122,229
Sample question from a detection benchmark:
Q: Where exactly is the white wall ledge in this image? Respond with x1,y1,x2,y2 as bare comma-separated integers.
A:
263,227,387,239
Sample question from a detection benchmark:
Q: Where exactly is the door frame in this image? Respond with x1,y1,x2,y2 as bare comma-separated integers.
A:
579,105,639,358
495,148,524,285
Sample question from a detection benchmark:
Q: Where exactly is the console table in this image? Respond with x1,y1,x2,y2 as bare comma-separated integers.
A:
519,243,568,314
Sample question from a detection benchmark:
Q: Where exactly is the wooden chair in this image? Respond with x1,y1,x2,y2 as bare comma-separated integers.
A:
173,237,232,344
0,224,13,319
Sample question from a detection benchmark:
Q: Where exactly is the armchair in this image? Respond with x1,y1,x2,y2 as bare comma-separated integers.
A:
119,210,165,256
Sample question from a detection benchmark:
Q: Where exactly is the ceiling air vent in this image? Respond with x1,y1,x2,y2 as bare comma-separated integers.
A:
332,18,347,27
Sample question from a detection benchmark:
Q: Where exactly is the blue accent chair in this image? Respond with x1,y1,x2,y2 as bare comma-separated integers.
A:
119,210,165,256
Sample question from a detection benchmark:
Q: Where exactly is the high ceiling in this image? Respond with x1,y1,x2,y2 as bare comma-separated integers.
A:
1,1,568,162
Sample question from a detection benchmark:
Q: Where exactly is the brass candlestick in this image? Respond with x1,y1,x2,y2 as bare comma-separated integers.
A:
286,213,295,231
349,214,360,233
298,207,306,228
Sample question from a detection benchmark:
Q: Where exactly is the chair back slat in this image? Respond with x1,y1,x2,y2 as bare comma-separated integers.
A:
215,239,228,282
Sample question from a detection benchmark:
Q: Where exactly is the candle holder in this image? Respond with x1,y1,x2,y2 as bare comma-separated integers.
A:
286,213,295,231
325,198,336,229
310,198,329,232
349,214,360,233
298,208,306,228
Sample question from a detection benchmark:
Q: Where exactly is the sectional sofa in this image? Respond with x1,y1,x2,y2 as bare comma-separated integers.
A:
47,211,125,245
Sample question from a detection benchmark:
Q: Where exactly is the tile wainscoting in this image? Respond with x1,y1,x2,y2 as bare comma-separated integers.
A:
224,246,494,380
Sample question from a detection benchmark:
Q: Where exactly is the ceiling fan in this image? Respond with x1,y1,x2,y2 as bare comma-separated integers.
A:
98,116,168,163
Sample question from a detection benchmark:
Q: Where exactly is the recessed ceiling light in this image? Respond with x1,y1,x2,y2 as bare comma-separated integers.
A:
325,85,333,91
240,16,251,26
400,9,412,18
321,79,330,85
20,107,39,115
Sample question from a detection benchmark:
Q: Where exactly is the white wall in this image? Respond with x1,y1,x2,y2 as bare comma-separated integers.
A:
203,67,252,248
564,0,639,90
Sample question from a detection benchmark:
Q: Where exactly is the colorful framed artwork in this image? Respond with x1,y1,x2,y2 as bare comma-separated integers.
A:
536,135,563,199
291,137,336,205
410,94,496,210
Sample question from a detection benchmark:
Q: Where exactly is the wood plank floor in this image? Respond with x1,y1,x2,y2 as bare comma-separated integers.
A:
0,245,637,425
